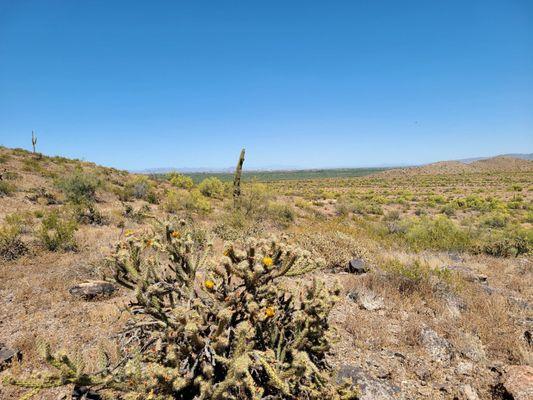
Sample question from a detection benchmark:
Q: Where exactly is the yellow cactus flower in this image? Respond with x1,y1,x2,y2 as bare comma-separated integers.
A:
262,256,273,267
171,231,180,238
265,306,275,318
204,279,215,290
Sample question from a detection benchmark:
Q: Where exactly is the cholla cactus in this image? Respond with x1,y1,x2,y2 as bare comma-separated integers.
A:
6,219,355,399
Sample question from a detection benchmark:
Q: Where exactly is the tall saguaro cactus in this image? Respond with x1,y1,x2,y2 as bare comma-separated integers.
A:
31,130,37,154
233,148,245,207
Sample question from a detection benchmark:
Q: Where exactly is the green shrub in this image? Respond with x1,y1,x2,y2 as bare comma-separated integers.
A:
481,212,509,228
401,216,471,252
0,215,27,261
168,172,194,189
57,171,99,204
0,181,15,197
268,202,295,227
38,210,77,251
474,227,531,257
198,177,225,198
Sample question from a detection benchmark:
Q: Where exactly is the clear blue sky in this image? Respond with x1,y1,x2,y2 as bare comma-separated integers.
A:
1,1,532,170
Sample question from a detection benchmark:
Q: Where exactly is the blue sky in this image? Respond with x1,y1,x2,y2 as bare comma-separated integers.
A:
0,1,532,170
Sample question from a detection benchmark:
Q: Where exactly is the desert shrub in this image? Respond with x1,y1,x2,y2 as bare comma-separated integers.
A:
0,153,10,163
297,230,369,271
383,210,400,221
401,216,471,252
474,226,531,257
168,172,194,189
198,177,225,198
37,210,77,251
440,203,457,216
380,259,455,294
184,189,212,213
480,212,509,228
268,202,295,227
0,181,15,196
239,182,270,217
162,189,182,213
22,158,43,172
162,189,211,214
73,204,108,225
57,171,99,204
0,215,28,261
6,221,355,400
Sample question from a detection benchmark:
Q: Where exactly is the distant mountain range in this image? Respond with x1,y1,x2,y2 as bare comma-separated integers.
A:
136,153,533,174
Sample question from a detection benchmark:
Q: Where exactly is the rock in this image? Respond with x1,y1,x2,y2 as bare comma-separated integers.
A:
0,343,21,370
502,365,533,400
69,280,117,300
336,364,402,400
420,327,452,363
463,384,480,400
72,385,102,400
347,288,384,311
455,361,474,376
348,258,369,274
458,333,486,362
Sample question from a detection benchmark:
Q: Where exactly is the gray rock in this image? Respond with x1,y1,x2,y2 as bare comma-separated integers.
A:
0,343,21,370
336,364,402,400
458,333,486,362
347,288,384,311
420,327,452,363
348,258,369,274
69,280,117,300
455,361,474,375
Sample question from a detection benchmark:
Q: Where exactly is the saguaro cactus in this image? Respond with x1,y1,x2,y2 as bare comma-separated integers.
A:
31,131,37,154
233,148,245,207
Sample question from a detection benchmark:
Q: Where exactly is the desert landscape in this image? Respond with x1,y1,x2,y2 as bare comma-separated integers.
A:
0,146,531,399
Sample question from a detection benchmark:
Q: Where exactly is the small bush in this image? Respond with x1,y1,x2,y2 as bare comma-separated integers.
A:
268,202,295,227
401,216,471,252
168,172,194,189
57,172,99,204
481,212,509,228
198,177,225,198
0,181,16,197
0,215,27,261
38,210,77,251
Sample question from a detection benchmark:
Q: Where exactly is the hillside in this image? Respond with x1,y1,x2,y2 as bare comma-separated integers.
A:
380,156,533,177
0,146,532,400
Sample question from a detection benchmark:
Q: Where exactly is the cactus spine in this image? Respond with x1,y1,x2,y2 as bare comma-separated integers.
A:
233,148,245,208
31,131,37,154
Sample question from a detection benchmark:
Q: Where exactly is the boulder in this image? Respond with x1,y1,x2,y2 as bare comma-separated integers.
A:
69,280,117,300
348,258,369,274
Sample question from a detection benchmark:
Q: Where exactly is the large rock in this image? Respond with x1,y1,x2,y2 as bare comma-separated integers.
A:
336,364,402,400
502,365,533,400
69,280,117,300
